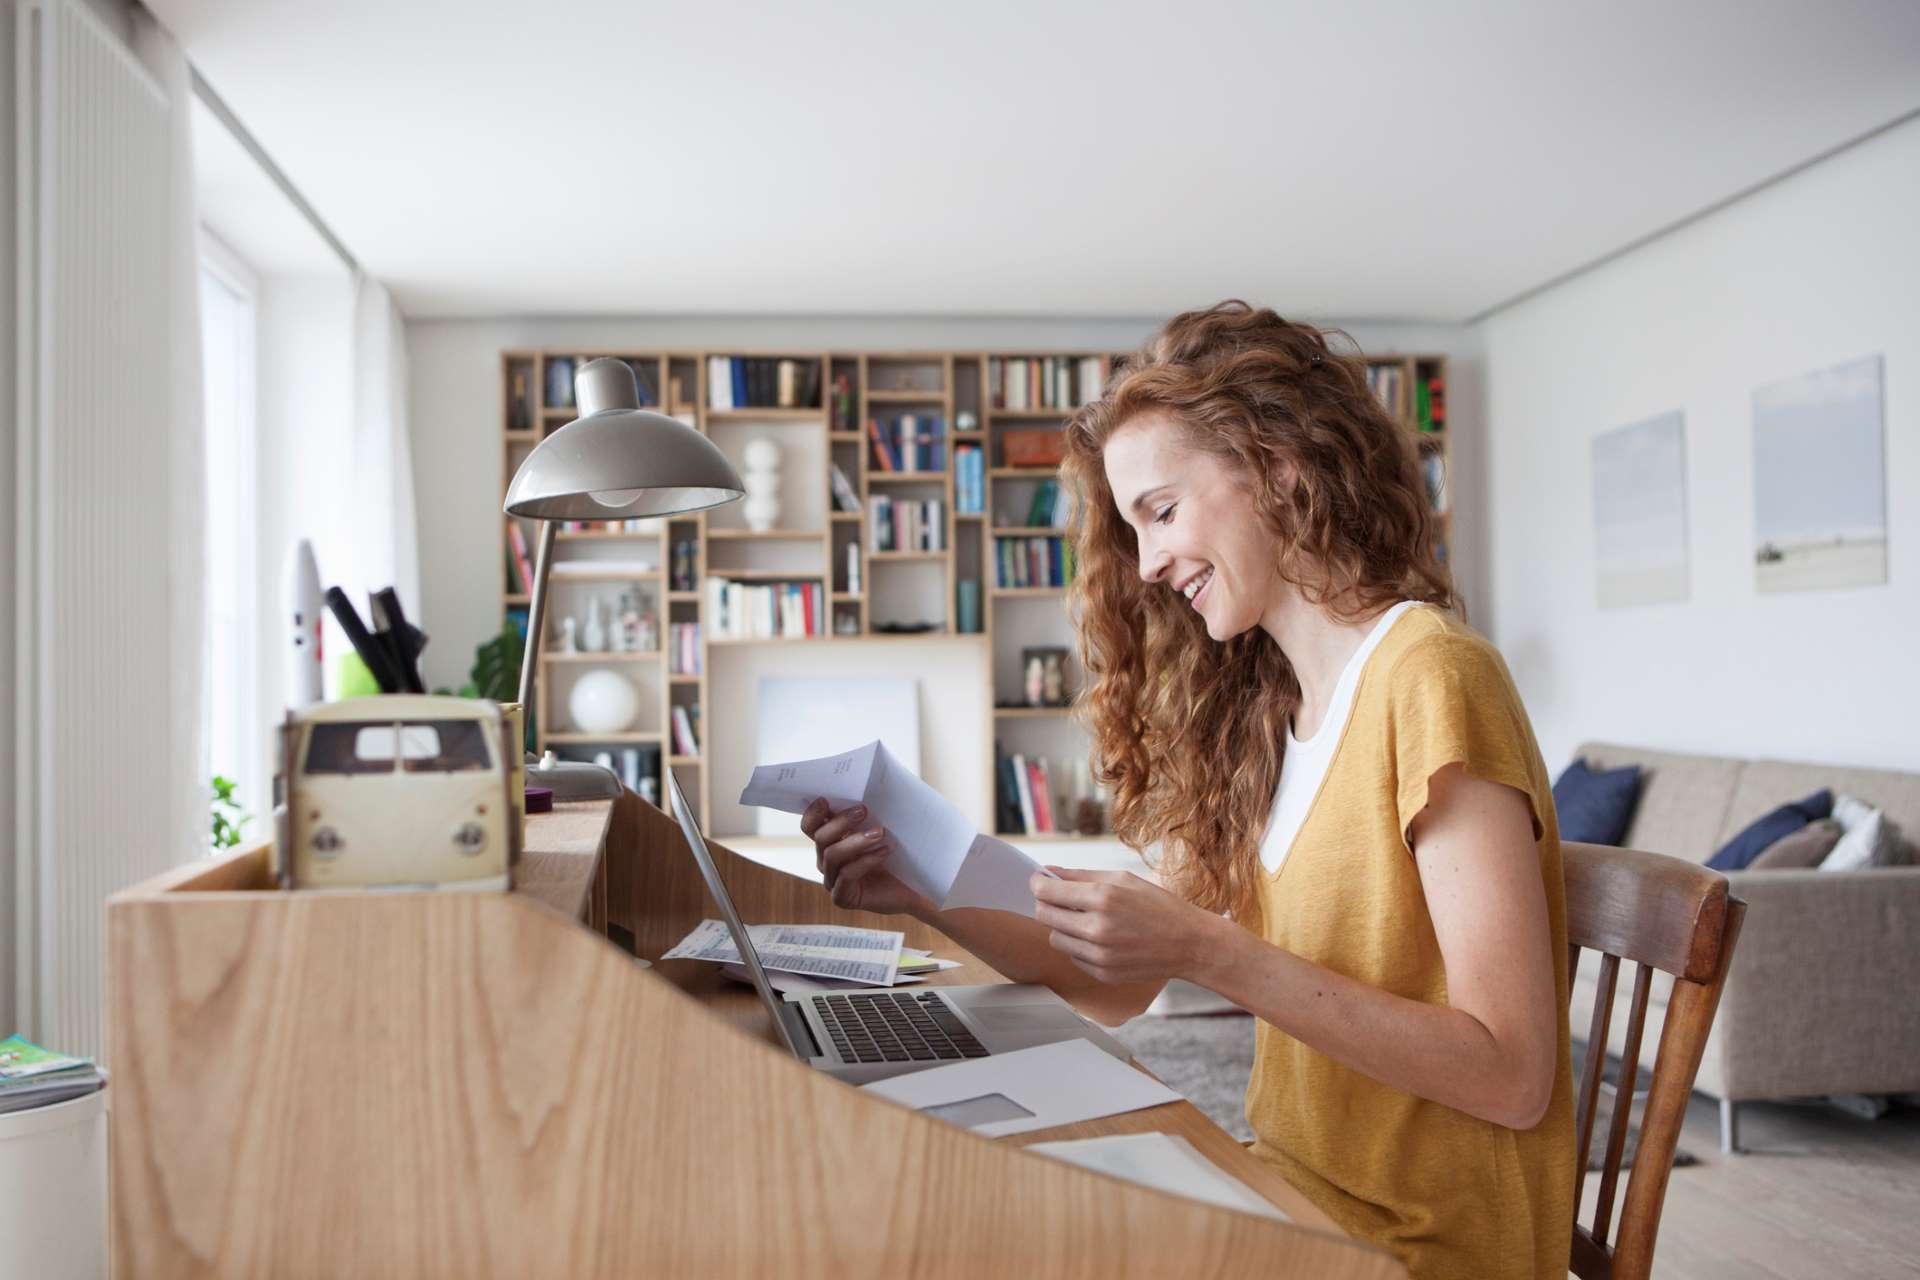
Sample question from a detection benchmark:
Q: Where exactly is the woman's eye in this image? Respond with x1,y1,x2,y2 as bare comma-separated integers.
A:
1154,504,1177,525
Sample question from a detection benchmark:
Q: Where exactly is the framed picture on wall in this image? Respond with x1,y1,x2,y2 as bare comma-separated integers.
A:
1752,355,1887,594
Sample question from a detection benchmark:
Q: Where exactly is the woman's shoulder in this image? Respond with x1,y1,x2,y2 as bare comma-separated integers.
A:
1369,605,1514,699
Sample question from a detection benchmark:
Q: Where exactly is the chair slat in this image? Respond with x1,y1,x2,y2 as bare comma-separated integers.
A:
1592,961,1653,1244
1573,950,1620,1211
1562,842,1730,981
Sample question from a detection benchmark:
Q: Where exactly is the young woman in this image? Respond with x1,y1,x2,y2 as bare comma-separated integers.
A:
801,301,1573,1279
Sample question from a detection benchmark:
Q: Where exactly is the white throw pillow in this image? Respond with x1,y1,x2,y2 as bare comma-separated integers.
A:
1821,793,1893,871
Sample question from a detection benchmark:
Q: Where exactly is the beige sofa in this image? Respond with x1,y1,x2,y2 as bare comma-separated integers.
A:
1566,742,1920,1154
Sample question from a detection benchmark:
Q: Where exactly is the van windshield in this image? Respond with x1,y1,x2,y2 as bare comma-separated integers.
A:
305,720,494,776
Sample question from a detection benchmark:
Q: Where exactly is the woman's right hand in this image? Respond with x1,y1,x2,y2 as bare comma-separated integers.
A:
800,797,931,917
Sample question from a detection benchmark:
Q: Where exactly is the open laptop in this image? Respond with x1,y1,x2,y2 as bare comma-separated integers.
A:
665,769,1133,1084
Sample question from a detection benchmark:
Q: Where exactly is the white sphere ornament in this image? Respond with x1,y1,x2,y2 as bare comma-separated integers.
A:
568,669,642,735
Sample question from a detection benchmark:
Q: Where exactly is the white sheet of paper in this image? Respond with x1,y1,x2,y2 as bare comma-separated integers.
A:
859,1038,1179,1138
739,739,1055,916
1025,1132,1289,1221
719,963,927,995
663,919,904,986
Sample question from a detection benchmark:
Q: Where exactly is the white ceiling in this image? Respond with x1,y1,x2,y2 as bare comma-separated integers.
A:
151,0,1920,321
191,96,343,278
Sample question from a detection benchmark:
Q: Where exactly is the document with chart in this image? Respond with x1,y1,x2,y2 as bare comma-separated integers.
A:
739,739,1056,917
663,919,905,986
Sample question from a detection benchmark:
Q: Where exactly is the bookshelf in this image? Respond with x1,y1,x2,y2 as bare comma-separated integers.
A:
501,347,1450,842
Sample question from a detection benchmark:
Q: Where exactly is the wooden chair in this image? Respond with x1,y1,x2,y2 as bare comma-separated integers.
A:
1562,841,1746,1280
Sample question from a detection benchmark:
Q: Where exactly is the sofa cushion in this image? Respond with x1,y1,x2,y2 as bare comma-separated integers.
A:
1822,795,1903,871
1577,743,1744,863
1707,790,1832,871
1553,758,1642,845
1748,818,1843,869
1719,759,1920,854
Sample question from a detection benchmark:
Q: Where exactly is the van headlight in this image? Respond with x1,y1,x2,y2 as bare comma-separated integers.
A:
453,822,487,855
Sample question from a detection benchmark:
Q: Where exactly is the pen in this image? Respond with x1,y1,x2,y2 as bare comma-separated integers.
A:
369,587,427,693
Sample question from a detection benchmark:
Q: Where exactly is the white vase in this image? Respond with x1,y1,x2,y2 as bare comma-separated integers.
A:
581,597,607,652
568,669,641,735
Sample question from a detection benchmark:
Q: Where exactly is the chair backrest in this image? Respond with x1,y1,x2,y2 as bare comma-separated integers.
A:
1561,841,1746,1280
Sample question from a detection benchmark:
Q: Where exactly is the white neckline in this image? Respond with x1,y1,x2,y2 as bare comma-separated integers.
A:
1286,601,1419,750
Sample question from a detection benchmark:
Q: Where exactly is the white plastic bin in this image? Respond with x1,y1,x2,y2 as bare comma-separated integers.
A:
0,1086,108,1278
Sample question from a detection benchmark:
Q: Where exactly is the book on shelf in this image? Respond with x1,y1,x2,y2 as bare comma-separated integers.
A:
625,359,659,407
829,463,861,513
705,576,826,640
956,578,981,634
996,751,1056,835
1416,371,1446,433
671,704,702,755
954,444,985,515
670,539,700,591
867,412,945,473
507,522,535,592
845,542,862,595
669,622,702,675
868,495,946,553
995,535,1073,589
988,355,1111,411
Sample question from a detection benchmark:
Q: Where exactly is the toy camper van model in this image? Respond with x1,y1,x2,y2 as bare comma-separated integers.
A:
275,695,521,892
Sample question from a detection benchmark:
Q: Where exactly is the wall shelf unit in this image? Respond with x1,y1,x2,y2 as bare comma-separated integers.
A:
501,346,1448,843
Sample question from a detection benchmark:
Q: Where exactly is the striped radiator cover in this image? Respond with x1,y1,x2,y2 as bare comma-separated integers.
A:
15,0,178,1062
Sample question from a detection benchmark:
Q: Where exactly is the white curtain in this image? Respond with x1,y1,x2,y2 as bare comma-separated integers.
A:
352,275,422,619
133,8,209,867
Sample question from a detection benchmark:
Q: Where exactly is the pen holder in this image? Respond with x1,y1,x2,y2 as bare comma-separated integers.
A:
500,701,528,849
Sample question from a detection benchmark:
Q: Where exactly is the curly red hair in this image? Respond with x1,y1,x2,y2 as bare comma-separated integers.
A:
1062,300,1457,923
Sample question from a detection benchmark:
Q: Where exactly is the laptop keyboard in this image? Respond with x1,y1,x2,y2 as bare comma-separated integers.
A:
816,991,990,1064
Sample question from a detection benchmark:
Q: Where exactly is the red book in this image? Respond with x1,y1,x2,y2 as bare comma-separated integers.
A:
507,522,534,592
1026,759,1052,833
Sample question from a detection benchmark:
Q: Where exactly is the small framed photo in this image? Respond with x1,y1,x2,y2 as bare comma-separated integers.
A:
1021,646,1072,707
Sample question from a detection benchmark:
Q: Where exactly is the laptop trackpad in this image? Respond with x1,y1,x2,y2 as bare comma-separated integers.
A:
969,1005,1089,1048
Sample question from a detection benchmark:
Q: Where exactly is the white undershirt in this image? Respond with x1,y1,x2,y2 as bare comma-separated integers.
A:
1258,601,1420,874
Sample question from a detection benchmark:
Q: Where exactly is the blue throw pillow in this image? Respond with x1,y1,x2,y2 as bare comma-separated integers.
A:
1706,790,1834,871
1552,758,1642,846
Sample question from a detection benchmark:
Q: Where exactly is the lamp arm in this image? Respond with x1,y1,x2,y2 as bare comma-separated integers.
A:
516,519,558,711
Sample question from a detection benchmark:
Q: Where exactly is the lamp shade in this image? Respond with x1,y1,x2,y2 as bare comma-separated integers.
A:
504,358,744,519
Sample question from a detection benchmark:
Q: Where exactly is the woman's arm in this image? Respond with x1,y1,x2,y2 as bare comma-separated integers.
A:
800,797,1166,1025
1034,763,1560,1129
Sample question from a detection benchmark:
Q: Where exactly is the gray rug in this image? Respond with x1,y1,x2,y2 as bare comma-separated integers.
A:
1113,1014,1696,1168
1112,1012,1257,1142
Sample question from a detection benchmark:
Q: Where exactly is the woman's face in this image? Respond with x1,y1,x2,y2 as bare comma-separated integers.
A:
1103,412,1280,642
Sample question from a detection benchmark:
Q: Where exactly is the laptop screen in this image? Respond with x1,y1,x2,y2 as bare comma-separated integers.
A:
663,768,806,1059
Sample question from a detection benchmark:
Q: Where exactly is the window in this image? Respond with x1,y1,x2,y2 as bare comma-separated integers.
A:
199,234,261,822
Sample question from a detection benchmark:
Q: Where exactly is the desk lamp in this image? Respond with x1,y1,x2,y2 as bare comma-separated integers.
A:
505,357,743,716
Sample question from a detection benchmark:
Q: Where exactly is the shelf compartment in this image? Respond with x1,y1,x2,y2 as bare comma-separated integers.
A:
865,389,948,404
706,570,827,583
866,471,949,484
705,529,826,540
705,409,824,423
543,732,663,745
868,551,948,562
546,570,664,583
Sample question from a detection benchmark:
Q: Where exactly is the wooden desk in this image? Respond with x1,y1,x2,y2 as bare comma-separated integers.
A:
107,793,1401,1278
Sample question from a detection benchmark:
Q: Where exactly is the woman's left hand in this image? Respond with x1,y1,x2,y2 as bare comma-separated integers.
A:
1030,867,1228,986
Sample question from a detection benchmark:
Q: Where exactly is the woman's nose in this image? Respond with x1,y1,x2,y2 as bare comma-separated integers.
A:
1139,546,1171,585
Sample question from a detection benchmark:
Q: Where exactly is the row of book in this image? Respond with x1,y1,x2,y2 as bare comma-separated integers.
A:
1422,452,1449,515
870,496,946,553
707,356,822,411
868,413,946,472
995,535,1073,590
705,577,827,640
990,355,1110,411
1364,364,1447,434
954,444,985,514
556,518,663,534
668,622,702,675
1365,363,1405,420
671,704,701,756
0,1034,103,1115
996,752,1061,835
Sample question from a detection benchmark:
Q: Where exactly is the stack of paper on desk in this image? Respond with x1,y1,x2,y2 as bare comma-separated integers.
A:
1025,1132,1288,1221
664,919,905,986
720,947,962,995
740,739,1055,917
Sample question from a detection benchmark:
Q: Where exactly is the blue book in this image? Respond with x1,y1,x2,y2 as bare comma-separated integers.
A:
731,358,748,408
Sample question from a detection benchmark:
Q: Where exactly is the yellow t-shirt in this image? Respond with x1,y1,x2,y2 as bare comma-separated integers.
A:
1244,605,1574,1280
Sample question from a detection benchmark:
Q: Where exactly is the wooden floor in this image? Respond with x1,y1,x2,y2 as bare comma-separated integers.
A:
1651,1095,1920,1279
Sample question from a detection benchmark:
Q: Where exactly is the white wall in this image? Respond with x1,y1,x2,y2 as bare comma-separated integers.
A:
1484,116,1919,774
408,316,1480,836
0,0,17,1036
